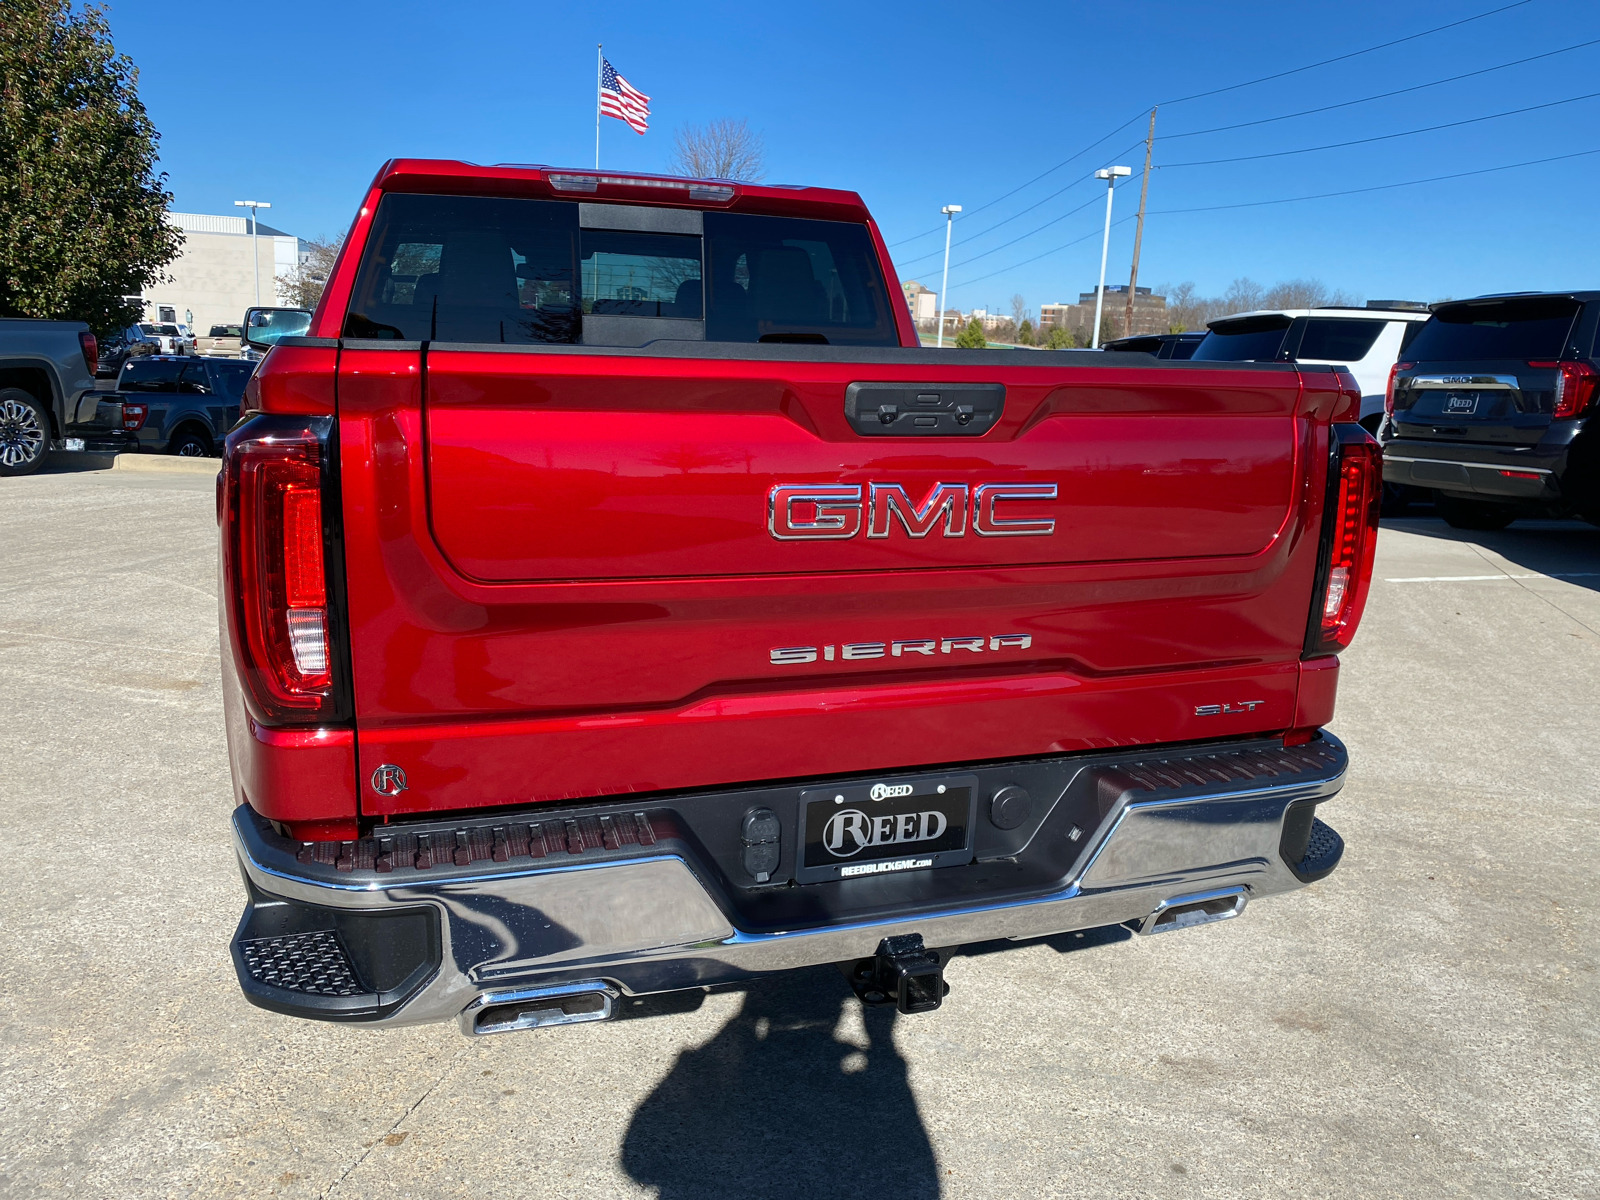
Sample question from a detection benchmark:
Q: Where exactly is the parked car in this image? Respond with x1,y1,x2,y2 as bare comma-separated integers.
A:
218,160,1379,1033
197,324,244,358
0,316,119,475
113,355,254,456
136,322,188,355
1380,291,1599,530
174,323,199,355
1192,304,1430,430
95,324,161,378
1102,332,1205,359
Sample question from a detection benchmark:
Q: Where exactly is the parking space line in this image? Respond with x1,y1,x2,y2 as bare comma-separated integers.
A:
1384,573,1600,583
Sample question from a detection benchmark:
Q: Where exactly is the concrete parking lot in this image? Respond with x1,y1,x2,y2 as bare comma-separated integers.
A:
0,457,1595,1199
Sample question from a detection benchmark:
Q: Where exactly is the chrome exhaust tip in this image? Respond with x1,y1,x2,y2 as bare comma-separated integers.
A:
459,981,620,1036
1130,887,1247,936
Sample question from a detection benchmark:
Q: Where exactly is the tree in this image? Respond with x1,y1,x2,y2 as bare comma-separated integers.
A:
1017,317,1035,345
1010,293,1026,330
277,234,344,309
1044,326,1075,350
0,2,181,333
954,316,987,348
670,118,766,181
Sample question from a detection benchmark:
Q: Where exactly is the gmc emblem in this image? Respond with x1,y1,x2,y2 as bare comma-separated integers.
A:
768,482,1057,540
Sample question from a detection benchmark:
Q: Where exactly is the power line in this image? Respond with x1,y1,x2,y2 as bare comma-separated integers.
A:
950,215,1137,290
886,115,1146,247
1161,89,1600,168
892,140,1146,272
886,0,1540,252
1156,0,1537,106
1147,147,1600,214
943,147,1600,291
1164,37,1600,141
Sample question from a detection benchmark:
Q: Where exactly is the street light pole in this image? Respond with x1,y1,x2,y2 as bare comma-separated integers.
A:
234,200,272,305
937,204,961,348
1090,167,1131,349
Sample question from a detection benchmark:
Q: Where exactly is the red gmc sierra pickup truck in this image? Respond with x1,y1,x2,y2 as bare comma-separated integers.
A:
221,160,1378,1034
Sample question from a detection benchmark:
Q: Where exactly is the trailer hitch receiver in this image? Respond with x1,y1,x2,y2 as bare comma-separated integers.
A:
848,933,948,1014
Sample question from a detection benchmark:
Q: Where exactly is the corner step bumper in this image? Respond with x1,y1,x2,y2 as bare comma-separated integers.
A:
231,733,1347,1028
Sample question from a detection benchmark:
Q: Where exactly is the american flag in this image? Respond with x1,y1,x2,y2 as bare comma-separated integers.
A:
600,58,650,134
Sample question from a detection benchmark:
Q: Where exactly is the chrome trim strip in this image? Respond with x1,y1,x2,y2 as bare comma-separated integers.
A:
1384,456,1552,475
1407,374,1519,389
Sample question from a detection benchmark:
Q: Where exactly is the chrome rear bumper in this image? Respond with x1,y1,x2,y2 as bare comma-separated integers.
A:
231,734,1347,1029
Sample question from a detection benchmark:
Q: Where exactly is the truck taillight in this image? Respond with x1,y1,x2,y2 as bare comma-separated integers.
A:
221,415,349,725
1384,362,1412,417
122,403,148,430
79,331,98,375
1306,428,1381,657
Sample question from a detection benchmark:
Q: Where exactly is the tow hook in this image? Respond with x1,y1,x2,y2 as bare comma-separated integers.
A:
846,933,949,1014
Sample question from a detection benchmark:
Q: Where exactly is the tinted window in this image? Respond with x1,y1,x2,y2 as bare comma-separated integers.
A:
208,325,241,338
1191,316,1292,361
583,230,701,317
704,212,896,345
206,361,253,403
1407,297,1580,361
1296,318,1385,362
120,359,182,391
179,363,213,394
343,194,899,347
1399,321,1426,354
345,194,580,343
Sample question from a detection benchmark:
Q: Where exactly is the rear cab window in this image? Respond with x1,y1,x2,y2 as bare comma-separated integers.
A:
343,193,899,347
1407,297,1580,361
120,360,182,392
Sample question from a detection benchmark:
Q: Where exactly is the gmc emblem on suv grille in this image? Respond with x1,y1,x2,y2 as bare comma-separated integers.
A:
769,482,1057,540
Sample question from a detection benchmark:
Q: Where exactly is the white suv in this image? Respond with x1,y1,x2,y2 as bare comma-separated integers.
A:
1190,304,1430,428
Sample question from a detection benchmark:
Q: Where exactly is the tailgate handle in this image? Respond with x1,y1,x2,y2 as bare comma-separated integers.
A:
844,383,1004,437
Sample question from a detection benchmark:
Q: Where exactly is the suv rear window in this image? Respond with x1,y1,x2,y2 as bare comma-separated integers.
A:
1407,297,1580,361
1191,315,1292,361
343,193,898,347
1296,318,1385,362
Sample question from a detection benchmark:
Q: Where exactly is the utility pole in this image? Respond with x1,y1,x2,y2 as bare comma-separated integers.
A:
937,204,961,347
1124,108,1157,342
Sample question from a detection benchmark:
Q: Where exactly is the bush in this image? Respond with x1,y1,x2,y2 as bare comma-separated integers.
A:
954,317,987,349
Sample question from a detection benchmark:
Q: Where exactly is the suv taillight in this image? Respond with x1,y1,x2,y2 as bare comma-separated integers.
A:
79,331,97,375
1384,362,1412,417
1549,361,1597,419
220,415,349,724
1306,426,1381,657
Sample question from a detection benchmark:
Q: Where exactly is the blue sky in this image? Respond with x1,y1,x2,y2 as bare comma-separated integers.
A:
111,0,1597,314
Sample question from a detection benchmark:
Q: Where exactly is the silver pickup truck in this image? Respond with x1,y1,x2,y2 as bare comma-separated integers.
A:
0,317,129,475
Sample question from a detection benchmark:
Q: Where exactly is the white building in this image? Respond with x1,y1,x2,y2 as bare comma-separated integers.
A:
142,212,309,334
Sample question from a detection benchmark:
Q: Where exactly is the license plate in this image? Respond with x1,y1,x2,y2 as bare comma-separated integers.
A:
795,773,976,883
1443,393,1478,414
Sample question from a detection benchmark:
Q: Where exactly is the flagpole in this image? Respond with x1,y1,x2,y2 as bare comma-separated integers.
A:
595,44,602,169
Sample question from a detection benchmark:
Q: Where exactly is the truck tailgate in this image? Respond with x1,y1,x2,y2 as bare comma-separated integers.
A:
338,346,1329,819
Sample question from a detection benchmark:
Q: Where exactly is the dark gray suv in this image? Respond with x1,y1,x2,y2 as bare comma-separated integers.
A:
1380,292,1598,530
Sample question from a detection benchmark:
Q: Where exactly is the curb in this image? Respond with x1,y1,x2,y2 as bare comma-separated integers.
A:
112,453,220,475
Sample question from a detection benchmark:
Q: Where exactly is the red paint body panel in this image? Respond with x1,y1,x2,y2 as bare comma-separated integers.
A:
224,161,1367,829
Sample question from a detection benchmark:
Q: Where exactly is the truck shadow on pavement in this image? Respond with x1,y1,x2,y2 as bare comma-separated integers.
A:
620,967,939,1199
1383,516,1600,594
618,925,1131,1199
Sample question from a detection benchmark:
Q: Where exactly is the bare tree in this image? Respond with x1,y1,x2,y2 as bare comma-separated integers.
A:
671,118,766,181
277,234,344,309
1010,293,1026,330
1223,277,1265,314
